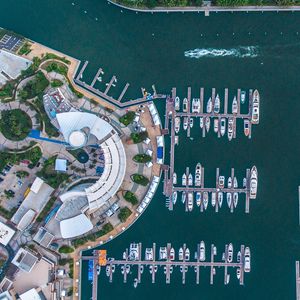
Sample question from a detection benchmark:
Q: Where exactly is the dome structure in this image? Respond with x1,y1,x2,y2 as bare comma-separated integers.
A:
68,130,87,148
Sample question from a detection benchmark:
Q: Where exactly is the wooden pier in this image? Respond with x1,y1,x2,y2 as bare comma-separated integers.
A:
296,261,300,300
91,67,103,87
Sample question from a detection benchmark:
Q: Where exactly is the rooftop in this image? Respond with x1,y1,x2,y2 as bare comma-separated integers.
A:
0,221,15,246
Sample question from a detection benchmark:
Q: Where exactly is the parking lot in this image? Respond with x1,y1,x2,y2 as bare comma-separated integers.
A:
0,34,23,52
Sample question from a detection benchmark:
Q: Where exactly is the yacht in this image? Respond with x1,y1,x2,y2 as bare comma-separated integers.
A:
173,172,177,185
172,191,177,205
145,248,154,261
244,247,251,272
214,94,220,113
233,192,238,208
211,192,216,207
218,192,223,207
251,90,260,124
226,274,230,285
203,192,208,210
233,177,238,188
244,119,250,137
236,268,241,280
188,192,194,212
205,117,210,132
227,243,233,263
175,96,180,111
228,177,232,188
159,247,167,260
195,163,202,186
188,173,193,186
220,118,226,136
183,97,188,112
189,117,194,128
150,265,154,274
174,117,180,134
206,97,212,113
196,192,201,207
243,178,247,188
112,265,115,273
169,248,175,260
199,117,204,128
181,191,186,204
228,117,234,141
179,247,184,260
192,98,200,113
126,265,130,274
241,90,246,104
121,266,125,274
133,278,138,288
182,173,187,186
183,117,188,130
185,248,190,261
219,176,225,188
232,96,238,114
250,166,258,199
227,193,232,208
199,241,206,261
129,243,139,260
213,118,219,133
237,251,241,263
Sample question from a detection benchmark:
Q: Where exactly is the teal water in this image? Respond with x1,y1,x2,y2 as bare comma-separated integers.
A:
2,1,300,299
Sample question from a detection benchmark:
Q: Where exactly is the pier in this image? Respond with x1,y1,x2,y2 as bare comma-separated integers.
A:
296,261,300,300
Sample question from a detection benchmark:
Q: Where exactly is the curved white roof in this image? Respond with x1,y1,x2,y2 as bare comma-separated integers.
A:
60,214,93,239
69,130,87,147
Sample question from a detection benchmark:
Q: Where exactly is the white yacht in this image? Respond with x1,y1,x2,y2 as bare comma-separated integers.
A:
192,98,200,113
159,247,167,260
213,118,219,133
232,96,238,114
169,248,175,260
145,248,153,261
195,163,202,186
237,268,241,280
183,97,188,112
251,90,260,124
188,192,194,212
178,247,184,260
233,192,238,208
220,118,226,136
206,97,212,113
181,191,186,204
227,243,233,263
173,172,177,185
199,241,206,261
218,192,223,207
203,192,208,210
182,173,187,186
250,166,258,199
185,248,190,261
241,90,246,104
228,117,233,141
219,176,225,188
188,173,193,186
175,96,180,111
211,192,216,207
244,119,250,137
244,247,251,272
183,117,188,130
205,117,210,132
126,265,130,274
227,193,232,208
228,177,232,188
174,117,180,134
172,191,177,205
233,177,238,188
189,117,194,128
199,117,204,129
129,243,139,261
214,94,220,113
196,192,201,207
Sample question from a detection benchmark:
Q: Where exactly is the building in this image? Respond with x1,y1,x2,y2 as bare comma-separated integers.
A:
11,248,39,273
0,291,12,300
19,288,42,300
0,221,15,246
55,158,67,172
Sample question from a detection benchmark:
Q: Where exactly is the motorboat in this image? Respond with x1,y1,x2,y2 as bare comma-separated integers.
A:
183,98,188,112
206,97,212,113
236,268,241,280
237,251,241,263
188,192,194,212
200,241,206,261
169,266,173,273
145,248,153,261
233,192,238,208
219,176,225,188
228,117,234,141
173,172,177,185
129,243,139,260
220,118,226,136
121,266,125,274
159,247,167,260
126,265,130,274
150,265,154,274
251,90,260,124
97,265,101,276
192,98,200,113
226,274,230,285
185,248,190,261
183,117,188,130
214,94,220,113
203,192,208,210
154,265,158,273
172,191,177,205
234,177,238,188
180,265,188,272
133,278,138,288
250,166,258,199
112,265,115,273
195,163,202,186
232,96,238,114
188,173,193,186
175,117,180,134
227,193,232,208
241,90,246,104
211,192,216,207
169,248,175,260
218,192,223,207
205,117,210,132
182,191,186,204
213,118,219,133
227,177,232,188
244,247,251,272
199,117,204,128
243,178,247,188
196,192,201,207
179,247,184,260
189,117,194,128
175,96,180,111
244,119,250,137
227,243,233,263
182,173,187,186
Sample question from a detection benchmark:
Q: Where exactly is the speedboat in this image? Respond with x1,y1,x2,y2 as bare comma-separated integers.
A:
188,173,193,186
241,90,246,104
237,268,241,280
170,248,175,260
181,191,186,204
234,177,238,188
211,192,216,207
206,97,212,113
203,192,208,210
172,191,177,205
214,94,220,113
219,176,225,188
179,247,184,260
237,251,241,263
244,247,251,272
200,241,205,261
188,192,194,212
182,173,187,186
218,192,223,207
228,117,233,141
175,96,180,111
205,117,210,132
196,192,201,207
183,98,188,112
227,177,232,188
173,172,177,185
175,117,180,134
185,248,190,261
233,192,238,208
195,163,202,186
250,166,258,199
159,247,167,260
145,248,153,261
244,119,250,137
220,118,226,136
227,193,232,208
251,90,260,124
183,117,188,130
189,117,194,128
199,117,204,129
213,118,219,133
232,96,238,114
227,243,233,263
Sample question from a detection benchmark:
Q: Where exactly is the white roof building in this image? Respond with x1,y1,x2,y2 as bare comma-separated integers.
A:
55,158,67,172
0,221,15,246
19,288,41,300
30,177,44,194
0,291,12,300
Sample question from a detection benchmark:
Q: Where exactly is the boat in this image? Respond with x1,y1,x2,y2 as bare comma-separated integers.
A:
244,247,251,272
241,90,246,104
195,163,202,186
244,119,250,137
172,191,177,205
228,117,233,141
236,268,241,280
203,192,208,210
183,117,188,130
206,97,212,113
121,266,125,274
180,265,188,272
192,98,200,113
188,173,193,186
159,247,167,260
129,243,139,260
233,192,238,208
228,177,232,188
133,278,138,288
214,94,220,113
227,243,233,263
250,166,258,199
183,98,188,112
205,117,210,132
219,176,225,188
211,192,216,207
112,265,115,273
226,274,230,284
97,265,101,276
199,117,204,128
237,251,241,263
196,192,201,207
173,172,177,185
145,248,153,261
175,117,180,134
185,248,190,261
232,96,238,114
227,193,232,208
243,178,247,188
218,192,223,207
200,241,205,261
182,173,187,186
213,118,219,133
189,117,194,128
169,248,175,260
175,96,180,111
126,265,130,274
220,118,226,136
179,247,184,260
182,191,186,204
234,177,238,188
251,90,260,124
188,192,194,212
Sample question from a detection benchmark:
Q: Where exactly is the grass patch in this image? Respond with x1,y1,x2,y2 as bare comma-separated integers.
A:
18,42,32,55
51,79,63,88
131,173,149,186
0,82,15,100
123,191,138,205
0,206,17,219
119,111,135,126
43,53,71,65
133,154,152,163
118,207,132,222
130,131,148,143
44,62,68,76
58,245,74,254
36,196,56,222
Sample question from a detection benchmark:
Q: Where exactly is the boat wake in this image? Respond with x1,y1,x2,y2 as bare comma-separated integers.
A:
184,46,259,59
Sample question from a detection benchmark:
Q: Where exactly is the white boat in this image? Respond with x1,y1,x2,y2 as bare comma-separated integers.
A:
185,248,190,261
218,192,223,207
213,118,219,133
232,96,238,114
172,191,177,205
192,98,200,113
112,265,115,273
233,192,238,208
179,247,184,260
203,192,208,210
145,248,153,261
97,265,101,276
106,266,110,277
211,192,216,207
227,193,232,208
250,166,258,199
188,173,193,186
220,118,226,136
133,278,138,288
196,192,201,207
181,191,186,204
188,192,194,212
126,265,130,274
129,243,139,260
121,266,125,274
189,117,194,128
219,176,225,188
159,247,167,260
175,117,180,134
236,268,241,280
182,173,187,186
228,117,233,141
175,96,180,111
206,97,212,113
183,98,188,112
226,274,230,284
195,163,202,187
205,117,210,132
244,119,250,137
241,90,246,104
244,247,251,272
243,178,247,188
227,243,233,263
173,172,177,185
233,177,238,188
237,251,241,263
227,177,232,188
169,248,175,260
199,117,204,128
214,94,220,113
199,241,206,261
183,117,188,130
251,90,260,124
